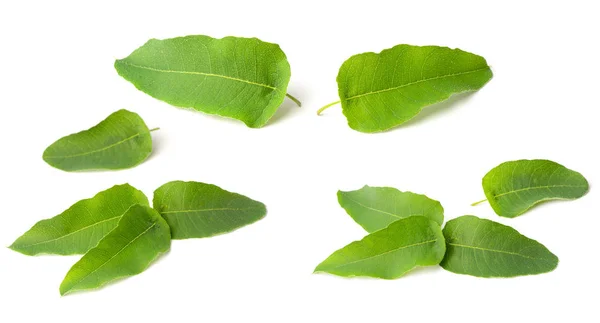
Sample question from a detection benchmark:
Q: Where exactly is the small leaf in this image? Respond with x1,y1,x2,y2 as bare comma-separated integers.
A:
115,35,299,128
153,181,266,239
479,159,588,217
440,215,558,277
43,109,154,171
10,184,149,256
319,44,493,132
338,185,443,232
314,216,445,279
59,205,170,295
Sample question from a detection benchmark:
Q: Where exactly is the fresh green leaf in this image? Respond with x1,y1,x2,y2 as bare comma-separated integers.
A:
153,181,266,239
115,35,299,128
43,109,154,171
440,215,558,277
475,159,589,217
59,204,170,295
338,185,443,232
10,184,149,256
314,216,445,279
318,44,493,133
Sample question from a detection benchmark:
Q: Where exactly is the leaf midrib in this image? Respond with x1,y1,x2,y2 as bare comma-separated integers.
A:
344,67,490,101
118,61,281,92
449,242,554,261
160,206,263,215
328,239,438,269
45,132,143,159
493,184,587,199
344,195,422,219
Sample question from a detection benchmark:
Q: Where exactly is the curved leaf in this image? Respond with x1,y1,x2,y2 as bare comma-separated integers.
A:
314,216,445,279
115,35,297,128
10,184,149,256
440,215,558,277
43,109,153,171
321,44,492,132
480,159,588,217
153,181,266,239
60,205,171,295
338,185,443,232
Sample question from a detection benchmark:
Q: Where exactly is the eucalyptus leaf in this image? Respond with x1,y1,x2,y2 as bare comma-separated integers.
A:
115,35,300,128
314,216,445,279
10,184,149,256
318,44,493,132
474,159,589,217
440,215,558,277
43,109,154,171
60,204,171,295
153,181,266,239
338,185,443,232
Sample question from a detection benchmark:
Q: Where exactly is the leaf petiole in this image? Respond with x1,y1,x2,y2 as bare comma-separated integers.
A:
471,199,488,206
285,93,302,107
149,127,160,132
317,101,341,115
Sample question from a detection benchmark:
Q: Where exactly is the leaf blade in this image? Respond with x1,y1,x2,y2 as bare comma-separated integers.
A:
10,184,149,256
153,181,266,239
59,205,170,295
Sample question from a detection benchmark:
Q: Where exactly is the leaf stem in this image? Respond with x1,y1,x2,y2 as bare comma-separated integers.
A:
285,93,302,107
149,127,160,132
317,101,341,115
471,198,488,206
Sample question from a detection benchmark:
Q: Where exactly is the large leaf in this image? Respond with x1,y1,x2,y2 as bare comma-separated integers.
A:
115,35,299,128
318,44,493,132
153,181,266,239
59,205,171,295
43,109,154,171
338,185,443,232
475,159,589,217
440,215,558,277
314,216,445,279
10,184,149,256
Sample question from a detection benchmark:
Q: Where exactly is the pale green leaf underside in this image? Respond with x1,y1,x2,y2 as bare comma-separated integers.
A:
315,216,445,279
60,205,170,295
115,35,292,128
43,109,153,171
336,44,493,132
482,159,588,217
10,184,149,256
440,216,558,277
153,181,266,239
338,185,443,232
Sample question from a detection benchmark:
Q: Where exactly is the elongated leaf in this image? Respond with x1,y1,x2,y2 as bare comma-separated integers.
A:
479,159,588,217
338,185,443,232
320,44,492,132
314,216,445,279
60,205,170,295
43,109,153,171
115,35,298,128
10,184,148,256
440,215,558,277
153,181,266,239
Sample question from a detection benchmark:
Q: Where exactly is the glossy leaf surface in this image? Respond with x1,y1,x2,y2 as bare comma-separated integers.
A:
115,35,293,128
481,159,588,217
10,184,149,256
338,185,443,232
60,205,170,295
153,181,266,239
440,215,558,277
329,44,492,132
43,109,153,171
314,216,445,279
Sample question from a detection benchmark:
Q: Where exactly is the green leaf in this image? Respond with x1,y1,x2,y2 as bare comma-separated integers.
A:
318,44,493,133
476,159,589,217
43,109,154,171
153,181,266,239
115,35,299,128
314,216,446,279
10,184,149,256
440,215,558,277
338,185,443,232
59,204,170,295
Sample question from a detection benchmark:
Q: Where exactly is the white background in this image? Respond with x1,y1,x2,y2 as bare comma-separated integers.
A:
1,0,598,321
